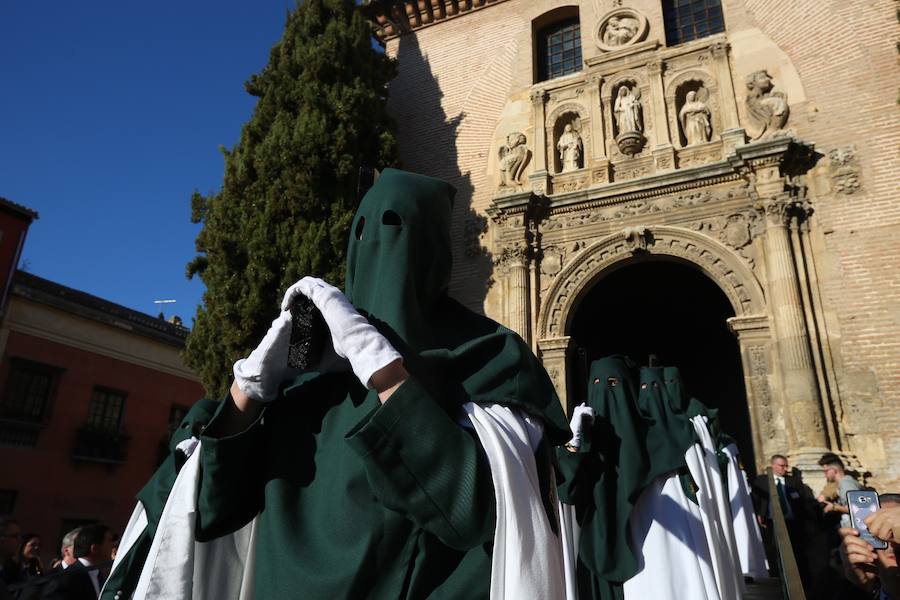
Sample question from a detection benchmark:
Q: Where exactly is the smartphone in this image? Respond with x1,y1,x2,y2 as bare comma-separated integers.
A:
847,490,888,550
286,295,326,370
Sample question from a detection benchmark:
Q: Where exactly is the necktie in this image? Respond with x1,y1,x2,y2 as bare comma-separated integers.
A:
776,479,793,520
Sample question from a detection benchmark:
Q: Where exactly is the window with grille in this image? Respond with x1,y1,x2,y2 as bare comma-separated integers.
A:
662,0,725,46
85,387,126,432
0,359,58,423
537,18,583,82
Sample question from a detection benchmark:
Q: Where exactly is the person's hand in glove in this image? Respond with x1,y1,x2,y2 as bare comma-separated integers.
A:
566,403,595,451
281,277,407,401
232,310,297,403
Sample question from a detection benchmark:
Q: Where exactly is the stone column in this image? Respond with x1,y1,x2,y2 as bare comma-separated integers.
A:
538,336,572,412
761,195,828,453
529,89,550,195
506,246,531,344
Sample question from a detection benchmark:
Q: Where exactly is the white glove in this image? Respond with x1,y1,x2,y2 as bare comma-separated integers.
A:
281,277,402,389
567,403,595,449
232,311,297,402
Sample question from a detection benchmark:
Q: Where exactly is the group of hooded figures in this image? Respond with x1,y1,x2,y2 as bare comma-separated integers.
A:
93,169,766,600
556,357,768,600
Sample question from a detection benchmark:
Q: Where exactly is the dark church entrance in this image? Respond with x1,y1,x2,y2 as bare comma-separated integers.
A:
568,257,757,476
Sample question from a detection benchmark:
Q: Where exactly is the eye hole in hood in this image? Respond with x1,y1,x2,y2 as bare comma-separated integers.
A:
355,217,365,240
382,210,402,226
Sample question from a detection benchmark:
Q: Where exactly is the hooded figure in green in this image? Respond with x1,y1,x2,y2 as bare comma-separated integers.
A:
556,355,653,600
184,168,569,599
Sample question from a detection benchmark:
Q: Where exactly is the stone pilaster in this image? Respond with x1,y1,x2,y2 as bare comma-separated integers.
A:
761,195,828,453
537,336,572,412
586,74,606,161
529,89,550,195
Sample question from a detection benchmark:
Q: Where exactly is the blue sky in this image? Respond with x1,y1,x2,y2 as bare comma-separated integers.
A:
0,1,296,324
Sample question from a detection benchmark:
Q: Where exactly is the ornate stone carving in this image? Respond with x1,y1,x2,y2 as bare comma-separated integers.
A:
614,163,650,181
538,226,766,336
829,145,861,195
745,70,789,139
679,89,712,146
693,210,764,267
677,146,722,168
492,245,529,269
557,124,584,173
614,84,645,155
622,225,651,253
542,186,747,231
497,132,530,189
748,345,777,440
595,8,648,52
592,167,610,184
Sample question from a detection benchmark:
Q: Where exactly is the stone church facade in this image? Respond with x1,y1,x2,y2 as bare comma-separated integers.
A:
365,0,900,489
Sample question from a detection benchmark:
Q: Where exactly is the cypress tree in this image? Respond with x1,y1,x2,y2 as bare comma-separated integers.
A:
185,0,397,397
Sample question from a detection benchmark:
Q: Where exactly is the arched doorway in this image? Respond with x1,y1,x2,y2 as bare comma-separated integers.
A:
568,257,757,475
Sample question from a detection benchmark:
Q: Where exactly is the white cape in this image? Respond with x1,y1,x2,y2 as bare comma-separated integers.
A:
721,443,769,579
106,402,565,600
623,470,722,600
687,417,744,600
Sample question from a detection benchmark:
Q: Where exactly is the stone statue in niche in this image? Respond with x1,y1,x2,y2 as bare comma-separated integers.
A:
745,70,789,139
614,86,643,134
497,132,530,188
679,89,712,146
602,16,640,46
557,123,584,172
614,85,645,155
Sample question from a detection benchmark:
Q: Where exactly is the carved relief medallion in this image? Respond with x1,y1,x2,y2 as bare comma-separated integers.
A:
595,8,648,52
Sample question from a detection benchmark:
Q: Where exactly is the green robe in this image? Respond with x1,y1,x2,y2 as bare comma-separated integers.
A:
196,169,568,599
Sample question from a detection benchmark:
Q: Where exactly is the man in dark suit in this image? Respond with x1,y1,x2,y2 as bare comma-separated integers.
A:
40,524,113,600
751,454,814,586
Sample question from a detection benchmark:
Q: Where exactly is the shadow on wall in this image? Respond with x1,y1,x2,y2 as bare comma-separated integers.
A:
390,34,493,312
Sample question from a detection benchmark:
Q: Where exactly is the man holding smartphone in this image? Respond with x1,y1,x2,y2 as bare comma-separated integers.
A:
819,453,862,527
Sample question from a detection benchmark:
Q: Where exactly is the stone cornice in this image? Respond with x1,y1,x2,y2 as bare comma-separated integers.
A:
363,0,513,41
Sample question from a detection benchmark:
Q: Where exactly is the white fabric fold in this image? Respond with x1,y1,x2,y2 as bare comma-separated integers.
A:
124,442,257,600
623,472,721,600
722,443,769,579
687,417,744,600
463,402,567,600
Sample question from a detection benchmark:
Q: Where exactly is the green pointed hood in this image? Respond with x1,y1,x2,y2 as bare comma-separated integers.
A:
578,355,651,582
663,365,690,414
337,168,569,442
345,168,453,352
637,366,697,481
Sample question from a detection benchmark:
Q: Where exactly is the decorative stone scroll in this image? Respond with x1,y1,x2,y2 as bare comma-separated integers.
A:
828,145,861,195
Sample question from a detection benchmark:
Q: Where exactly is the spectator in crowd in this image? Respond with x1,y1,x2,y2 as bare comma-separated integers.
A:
41,523,112,600
751,454,813,583
53,528,81,572
819,453,862,527
17,534,43,579
838,493,900,599
0,519,22,588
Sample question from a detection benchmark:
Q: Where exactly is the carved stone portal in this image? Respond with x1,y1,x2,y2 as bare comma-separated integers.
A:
745,70,789,139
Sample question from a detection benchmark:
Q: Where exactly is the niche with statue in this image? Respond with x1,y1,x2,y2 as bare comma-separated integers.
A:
611,81,645,156
676,80,713,147
553,113,584,174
